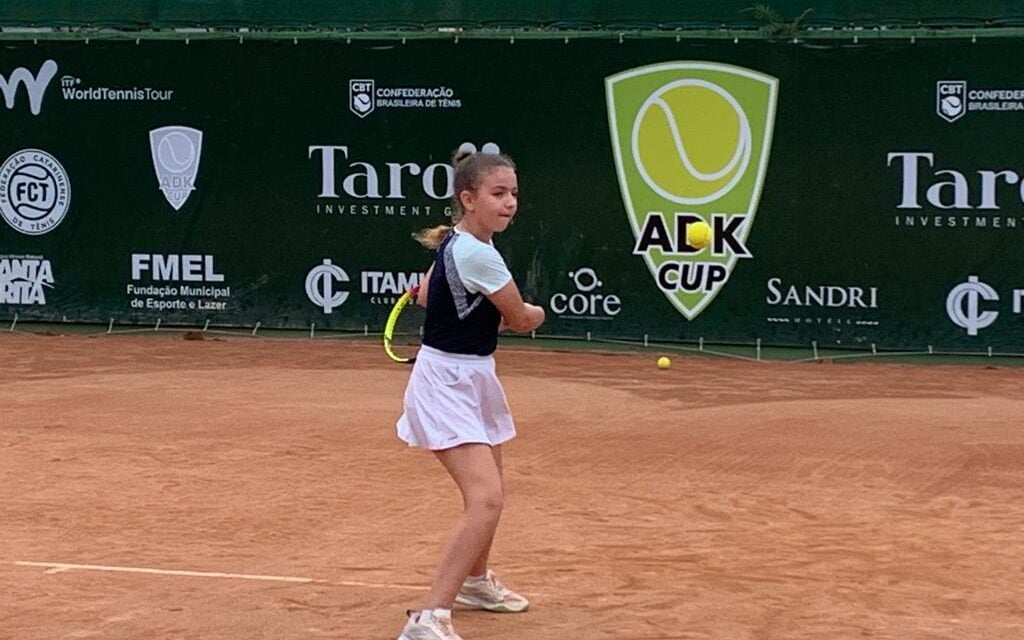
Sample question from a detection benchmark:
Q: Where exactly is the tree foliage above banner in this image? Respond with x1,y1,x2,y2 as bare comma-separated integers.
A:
0,1,1022,31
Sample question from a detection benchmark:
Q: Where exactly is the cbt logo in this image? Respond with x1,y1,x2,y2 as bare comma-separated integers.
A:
606,62,777,320
934,79,1024,123
306,259,351,314
350,79,375,118
936,81,966,123
548,268,621,320
946,275,1024,336
0,60,57,115
0,149,71,235
346,78,462,117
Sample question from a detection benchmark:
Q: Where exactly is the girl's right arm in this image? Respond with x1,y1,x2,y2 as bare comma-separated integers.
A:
487,280,545,332
416,264,433,307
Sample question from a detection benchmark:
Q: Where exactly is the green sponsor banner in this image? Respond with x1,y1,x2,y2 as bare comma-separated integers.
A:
1,39,1023,349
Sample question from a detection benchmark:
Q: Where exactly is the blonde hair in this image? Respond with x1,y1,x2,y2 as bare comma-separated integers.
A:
413,147,517,249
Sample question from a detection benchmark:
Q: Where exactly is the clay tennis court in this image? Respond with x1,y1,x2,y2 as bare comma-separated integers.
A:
2,331,1022,639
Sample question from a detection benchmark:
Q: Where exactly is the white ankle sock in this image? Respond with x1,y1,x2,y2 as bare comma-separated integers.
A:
420,608,451,623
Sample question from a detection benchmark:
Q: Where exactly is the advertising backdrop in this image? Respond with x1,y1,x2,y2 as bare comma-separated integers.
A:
2,39,1023,349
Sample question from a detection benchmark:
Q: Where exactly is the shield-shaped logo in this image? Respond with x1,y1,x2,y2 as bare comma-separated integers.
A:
349,79,375,118
936,80,967,123
606,62,778,320
149,126,203,211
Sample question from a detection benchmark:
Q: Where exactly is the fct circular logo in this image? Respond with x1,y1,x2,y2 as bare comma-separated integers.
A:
0,149,71,236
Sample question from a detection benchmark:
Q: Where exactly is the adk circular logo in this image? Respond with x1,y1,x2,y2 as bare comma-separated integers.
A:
0,149,71,236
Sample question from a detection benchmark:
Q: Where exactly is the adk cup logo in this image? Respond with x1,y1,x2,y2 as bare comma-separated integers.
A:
149,126,203,211
0,149,71,235
606,62,778,319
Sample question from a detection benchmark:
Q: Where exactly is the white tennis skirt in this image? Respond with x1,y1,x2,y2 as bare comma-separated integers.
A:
397,345,516,450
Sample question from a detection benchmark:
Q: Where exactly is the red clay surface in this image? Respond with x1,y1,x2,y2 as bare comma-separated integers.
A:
2,332,1023,639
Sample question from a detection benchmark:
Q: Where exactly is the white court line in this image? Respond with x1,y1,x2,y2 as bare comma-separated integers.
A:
14,561,427,590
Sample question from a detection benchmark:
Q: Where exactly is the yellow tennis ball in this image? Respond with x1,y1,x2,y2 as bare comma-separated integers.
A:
686,220,712,249
657,356,671,369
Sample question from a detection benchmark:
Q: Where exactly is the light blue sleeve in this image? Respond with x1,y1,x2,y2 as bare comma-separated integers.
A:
452,238,513,295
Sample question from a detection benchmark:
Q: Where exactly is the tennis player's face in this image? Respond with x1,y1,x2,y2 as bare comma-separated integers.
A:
466,167,519,234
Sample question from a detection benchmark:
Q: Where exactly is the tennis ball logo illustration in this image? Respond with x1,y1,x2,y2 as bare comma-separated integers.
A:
157,132,197,173
631,80,752,205
940,95,962,118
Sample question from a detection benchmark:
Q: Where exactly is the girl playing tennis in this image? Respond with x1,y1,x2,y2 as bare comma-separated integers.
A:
395,145,545,640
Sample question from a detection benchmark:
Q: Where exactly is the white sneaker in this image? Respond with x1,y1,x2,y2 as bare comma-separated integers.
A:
455,570,530,613
398,609,464,640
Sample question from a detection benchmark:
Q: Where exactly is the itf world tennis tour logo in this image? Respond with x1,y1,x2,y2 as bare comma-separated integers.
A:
0,60,57,115
0,149,71,235
606,62,778,320
149,126,203,211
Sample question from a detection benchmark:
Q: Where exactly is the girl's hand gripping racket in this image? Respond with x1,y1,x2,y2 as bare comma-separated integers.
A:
383,284,424,364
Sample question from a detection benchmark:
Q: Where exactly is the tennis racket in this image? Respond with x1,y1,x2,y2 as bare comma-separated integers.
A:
383,285,424,363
